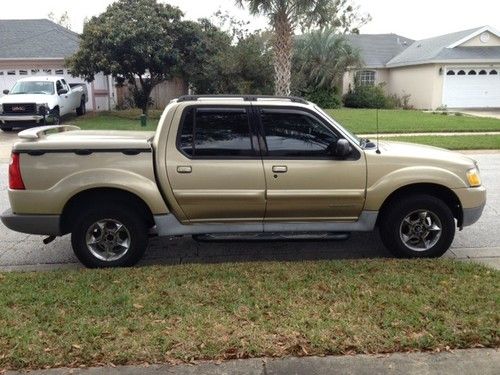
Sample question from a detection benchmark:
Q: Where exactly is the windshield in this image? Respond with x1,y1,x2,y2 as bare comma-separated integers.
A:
10,81,55,95
313,105,361,145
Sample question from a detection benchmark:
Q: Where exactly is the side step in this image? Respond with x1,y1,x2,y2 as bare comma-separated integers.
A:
193,232,350,242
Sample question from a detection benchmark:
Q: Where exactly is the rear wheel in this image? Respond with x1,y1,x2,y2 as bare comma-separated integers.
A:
71,204,149,268
76,98,86,116
379,194,455,258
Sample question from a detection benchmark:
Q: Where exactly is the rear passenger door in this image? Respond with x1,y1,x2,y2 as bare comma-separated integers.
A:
166,106,266,223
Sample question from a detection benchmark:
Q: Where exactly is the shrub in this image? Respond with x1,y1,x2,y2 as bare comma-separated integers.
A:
343,84,390,109
304,88,341,108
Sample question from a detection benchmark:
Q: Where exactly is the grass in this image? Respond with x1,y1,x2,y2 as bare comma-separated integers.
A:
327,108,500,134
70,108,500,135
0,260,498,370
384,135,500,150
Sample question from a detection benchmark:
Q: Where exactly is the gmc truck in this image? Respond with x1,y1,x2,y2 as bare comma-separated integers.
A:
1,95,486,268
0,76,88,131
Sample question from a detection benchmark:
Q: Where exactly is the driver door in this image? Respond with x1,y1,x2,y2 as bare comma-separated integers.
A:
258,107,367,221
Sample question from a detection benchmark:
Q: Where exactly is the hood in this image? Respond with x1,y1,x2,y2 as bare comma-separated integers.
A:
376,140,477,168
0,93,55,105
13,129,155,152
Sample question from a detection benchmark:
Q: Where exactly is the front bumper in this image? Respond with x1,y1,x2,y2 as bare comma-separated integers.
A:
462,203,485,227
1,208,61,235
0,114,44,123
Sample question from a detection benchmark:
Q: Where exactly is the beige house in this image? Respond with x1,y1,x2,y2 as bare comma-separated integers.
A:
342,26,500,109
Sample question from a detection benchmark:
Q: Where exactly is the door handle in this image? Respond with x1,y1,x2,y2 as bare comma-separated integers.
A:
177,166,192,173
272,165,288,173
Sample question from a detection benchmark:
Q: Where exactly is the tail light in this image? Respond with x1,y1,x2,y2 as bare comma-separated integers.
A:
9,152,25,190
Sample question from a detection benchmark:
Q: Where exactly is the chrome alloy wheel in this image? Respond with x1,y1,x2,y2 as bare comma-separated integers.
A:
399,210,442,251
85,219,131,261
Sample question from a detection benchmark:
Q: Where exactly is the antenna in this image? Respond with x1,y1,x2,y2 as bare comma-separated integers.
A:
376,109,381,154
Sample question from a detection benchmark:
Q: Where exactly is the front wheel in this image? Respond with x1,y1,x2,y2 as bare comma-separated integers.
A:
379,194,455,258
71,205,149,268
51,109,61,125
76,98,86,116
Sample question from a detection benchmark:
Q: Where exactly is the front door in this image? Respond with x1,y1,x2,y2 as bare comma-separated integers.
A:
166,105,266,223
258,107,366,221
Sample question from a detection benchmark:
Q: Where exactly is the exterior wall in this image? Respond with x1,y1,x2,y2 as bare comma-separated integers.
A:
387,64,443,109
341,68,390,95
0,59,113,111
460,32,500,47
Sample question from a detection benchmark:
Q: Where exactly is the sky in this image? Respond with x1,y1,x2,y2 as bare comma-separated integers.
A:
1,0,499,40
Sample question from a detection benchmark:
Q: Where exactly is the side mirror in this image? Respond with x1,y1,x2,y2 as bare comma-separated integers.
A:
2,90,9,95
334,139,352,158
58,89,68,95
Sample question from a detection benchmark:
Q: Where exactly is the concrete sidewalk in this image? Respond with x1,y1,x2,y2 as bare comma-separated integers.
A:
5,349,499,375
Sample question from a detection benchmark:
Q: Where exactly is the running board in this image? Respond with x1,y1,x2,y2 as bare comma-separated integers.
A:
193,232,350,242
154,211,378,237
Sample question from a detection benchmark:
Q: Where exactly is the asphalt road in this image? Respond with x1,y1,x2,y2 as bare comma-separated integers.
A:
0,153,499,271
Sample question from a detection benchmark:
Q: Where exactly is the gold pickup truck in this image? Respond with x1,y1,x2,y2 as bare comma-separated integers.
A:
1,95,486,267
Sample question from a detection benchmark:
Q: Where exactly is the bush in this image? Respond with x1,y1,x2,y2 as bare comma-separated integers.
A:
343,84,390,109
304,88,341,108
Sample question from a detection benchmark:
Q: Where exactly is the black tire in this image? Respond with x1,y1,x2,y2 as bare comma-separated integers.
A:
379,194,455,258
51,109,61,125
1,127,13,132
71,204,149,268
76,98,86,116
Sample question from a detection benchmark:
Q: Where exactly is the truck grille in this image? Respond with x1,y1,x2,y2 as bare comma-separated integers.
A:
2,103,37,115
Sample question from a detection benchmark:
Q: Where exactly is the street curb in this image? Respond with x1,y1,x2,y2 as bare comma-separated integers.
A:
5,349,499,375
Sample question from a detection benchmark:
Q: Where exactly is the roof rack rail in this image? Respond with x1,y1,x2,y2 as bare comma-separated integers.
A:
176,95,309,105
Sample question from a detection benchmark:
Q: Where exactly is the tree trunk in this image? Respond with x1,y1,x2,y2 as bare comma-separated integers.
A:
273,11,293,96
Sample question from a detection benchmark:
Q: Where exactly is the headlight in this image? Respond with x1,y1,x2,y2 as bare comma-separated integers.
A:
466,167,481,187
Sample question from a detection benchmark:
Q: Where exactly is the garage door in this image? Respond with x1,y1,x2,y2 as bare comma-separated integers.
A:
442,68,500,108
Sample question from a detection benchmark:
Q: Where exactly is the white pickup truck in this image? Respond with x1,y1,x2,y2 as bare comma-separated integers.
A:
0,76,88,131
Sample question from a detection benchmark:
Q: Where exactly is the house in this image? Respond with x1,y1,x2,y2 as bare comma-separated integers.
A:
0,19,114,111
342,26,500,109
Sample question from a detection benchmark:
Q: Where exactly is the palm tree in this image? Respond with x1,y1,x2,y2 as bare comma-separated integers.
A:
295,28,360,91
236,1,332,96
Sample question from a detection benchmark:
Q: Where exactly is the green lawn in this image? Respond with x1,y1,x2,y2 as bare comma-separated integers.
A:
384,135,500,150
0,260,498,370
70,108,500,135
327,109,500,134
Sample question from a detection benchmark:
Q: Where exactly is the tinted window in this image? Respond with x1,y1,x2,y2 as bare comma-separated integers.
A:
261,110,338,157
178,107,254,157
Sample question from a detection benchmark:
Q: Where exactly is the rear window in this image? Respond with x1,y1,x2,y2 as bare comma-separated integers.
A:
178,107,254,157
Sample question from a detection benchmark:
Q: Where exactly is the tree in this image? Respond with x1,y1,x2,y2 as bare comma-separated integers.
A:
236,0,369,96
295,28,360,91
48,10,71,30
67,0,186,115
180,18,274,95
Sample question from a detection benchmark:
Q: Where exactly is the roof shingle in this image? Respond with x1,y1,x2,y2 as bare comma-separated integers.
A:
0,19,80,59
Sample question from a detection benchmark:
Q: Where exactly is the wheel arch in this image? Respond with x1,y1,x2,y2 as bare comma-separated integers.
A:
60,187,155,235
377,183,463,227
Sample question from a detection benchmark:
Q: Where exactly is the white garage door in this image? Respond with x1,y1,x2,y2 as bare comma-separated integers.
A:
443,68,500,108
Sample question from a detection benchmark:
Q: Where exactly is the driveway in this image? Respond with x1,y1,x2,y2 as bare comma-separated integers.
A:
0,129,499,270
458,109,500,120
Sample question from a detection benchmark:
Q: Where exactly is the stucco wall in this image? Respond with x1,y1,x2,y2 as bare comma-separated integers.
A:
460,32,500,47
387,64,443,110
341,68,390,95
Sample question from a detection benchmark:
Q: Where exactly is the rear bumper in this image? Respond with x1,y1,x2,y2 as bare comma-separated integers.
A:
0,209,61,235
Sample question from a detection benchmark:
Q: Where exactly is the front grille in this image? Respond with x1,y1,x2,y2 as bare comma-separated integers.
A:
2,103,37,115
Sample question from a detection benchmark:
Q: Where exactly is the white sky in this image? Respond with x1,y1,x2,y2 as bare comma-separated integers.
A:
1,0,499,40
